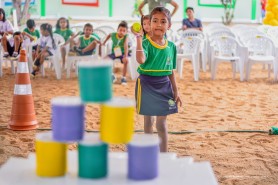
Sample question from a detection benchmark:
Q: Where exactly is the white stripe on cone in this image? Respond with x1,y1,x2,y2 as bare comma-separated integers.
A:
14,84,32,95
17,62,29,73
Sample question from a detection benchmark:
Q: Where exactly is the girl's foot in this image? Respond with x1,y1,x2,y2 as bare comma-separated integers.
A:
3,52,9,58
30,71,36,79
12,52,18,58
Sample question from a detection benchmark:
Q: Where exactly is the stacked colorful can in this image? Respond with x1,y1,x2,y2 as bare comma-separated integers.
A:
36,60,160,181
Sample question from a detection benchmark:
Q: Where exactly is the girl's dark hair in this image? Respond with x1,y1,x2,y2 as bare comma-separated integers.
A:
26,19,35,29
40,23,56,50
55,17,69,30
0,8,6,22
150,6,171,24
141,15,150,35
118,21,128,29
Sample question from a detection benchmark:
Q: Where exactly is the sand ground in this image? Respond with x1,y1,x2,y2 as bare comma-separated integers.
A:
1,62,278,185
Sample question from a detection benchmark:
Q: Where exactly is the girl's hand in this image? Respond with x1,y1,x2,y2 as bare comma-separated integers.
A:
131,26,143,37
174,91,182,107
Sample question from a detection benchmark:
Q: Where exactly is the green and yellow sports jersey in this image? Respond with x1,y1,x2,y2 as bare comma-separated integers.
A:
79,35,95,48
54,28,73,42
23,28,40,40
111,33,128,54
137,34,177,76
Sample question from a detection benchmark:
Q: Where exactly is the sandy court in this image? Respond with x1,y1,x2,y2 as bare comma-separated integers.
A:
1,61,278,185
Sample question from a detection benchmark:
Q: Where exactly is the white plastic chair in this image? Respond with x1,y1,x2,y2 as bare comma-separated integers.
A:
40,33,64,80
177,36,201,81
207,31,236,69
245,36,277,81
210,36,244,81
0,44,16,76
180,30,207,72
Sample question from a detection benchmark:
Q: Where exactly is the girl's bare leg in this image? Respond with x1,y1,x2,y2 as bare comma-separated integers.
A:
156,116,168,152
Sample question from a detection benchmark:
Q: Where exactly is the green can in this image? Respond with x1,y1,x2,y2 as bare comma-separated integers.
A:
78,133,108,179
78,61,112,103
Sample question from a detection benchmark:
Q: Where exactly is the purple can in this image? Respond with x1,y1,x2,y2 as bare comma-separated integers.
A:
128,134,160,180
51,96,85,142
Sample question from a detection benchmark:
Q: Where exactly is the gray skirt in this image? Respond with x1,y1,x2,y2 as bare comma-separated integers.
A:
135,74,178,116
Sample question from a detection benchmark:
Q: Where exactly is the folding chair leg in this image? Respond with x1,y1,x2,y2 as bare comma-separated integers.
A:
53,57,61,80
41,64,45,77
191,55,199,81
268,64,271,78
211,59,217,80
246,62,251,81
28,58,33,74
179,59,184,79
273,61,278,82
66,59,73,79
11,60,15,74
232,63,236,79
239,60,244,82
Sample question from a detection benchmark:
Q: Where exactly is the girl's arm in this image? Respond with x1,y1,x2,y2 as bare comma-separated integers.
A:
170,1,179,16
130,26,145,64
135,36,145,64
138,1,146,16
169,72,182,107
102,34,111,45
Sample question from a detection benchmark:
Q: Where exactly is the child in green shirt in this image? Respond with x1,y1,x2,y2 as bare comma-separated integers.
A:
102,21,130,85
22,19,40,60
132,7,182,152
71,23,99,56
54,17,75,68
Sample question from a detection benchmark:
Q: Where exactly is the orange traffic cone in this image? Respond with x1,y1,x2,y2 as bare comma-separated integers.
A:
8,49,38,130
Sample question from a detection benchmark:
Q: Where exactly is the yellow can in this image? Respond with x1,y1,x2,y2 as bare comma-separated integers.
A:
36,132,67,177
100,97,135,144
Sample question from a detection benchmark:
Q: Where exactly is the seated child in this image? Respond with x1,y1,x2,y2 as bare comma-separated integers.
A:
31,23,56,77
102,21,130,85
22,19,40,60
70,23,100,56
54,17,74,68
0,8,21,58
